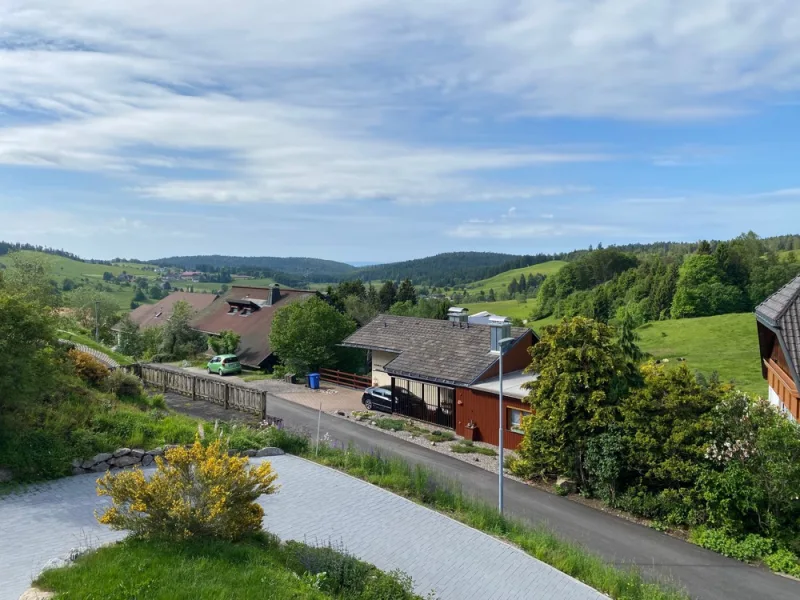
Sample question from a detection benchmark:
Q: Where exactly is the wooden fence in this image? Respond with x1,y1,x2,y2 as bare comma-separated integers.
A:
134,364,282,426
319,368,371,390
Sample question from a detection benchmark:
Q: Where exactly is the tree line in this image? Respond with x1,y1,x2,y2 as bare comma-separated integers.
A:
531,232,800,325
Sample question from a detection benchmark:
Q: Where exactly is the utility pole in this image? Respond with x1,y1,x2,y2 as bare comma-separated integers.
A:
497,337,514,515
95,300,100,342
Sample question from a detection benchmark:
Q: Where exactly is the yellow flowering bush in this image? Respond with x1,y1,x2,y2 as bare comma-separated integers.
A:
96,438,278,541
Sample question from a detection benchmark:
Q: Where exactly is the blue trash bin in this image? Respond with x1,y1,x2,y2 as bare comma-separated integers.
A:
308,372,320,390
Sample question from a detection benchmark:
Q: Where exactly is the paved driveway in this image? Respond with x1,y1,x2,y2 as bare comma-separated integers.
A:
0,456,603,600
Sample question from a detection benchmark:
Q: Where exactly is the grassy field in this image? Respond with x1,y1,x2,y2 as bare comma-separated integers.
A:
464,260,567,294
14,250,156,280
637,313,763,397
461,299,532,320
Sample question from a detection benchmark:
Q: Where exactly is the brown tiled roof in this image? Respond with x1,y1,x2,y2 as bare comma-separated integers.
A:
191,285,317,367
123,292,219,330
342,314,530,386
756,275,800,384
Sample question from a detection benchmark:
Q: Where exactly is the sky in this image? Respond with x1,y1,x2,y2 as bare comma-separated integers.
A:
2,1,800,264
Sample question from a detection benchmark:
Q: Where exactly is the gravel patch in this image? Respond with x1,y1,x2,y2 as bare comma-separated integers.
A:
330,411,527,482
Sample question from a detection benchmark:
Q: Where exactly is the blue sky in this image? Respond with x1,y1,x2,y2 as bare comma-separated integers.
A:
1,1,800,263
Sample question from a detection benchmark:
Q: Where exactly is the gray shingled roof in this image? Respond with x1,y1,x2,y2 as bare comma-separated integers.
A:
342,314,530,386
755,275,800,382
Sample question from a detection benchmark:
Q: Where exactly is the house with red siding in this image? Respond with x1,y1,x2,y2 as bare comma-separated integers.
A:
341,310,538,449
755,275,800,421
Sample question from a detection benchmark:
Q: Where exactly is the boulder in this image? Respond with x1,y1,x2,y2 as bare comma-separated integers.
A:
130,449,145,459
92,452,114,464
90,461,111,472
242,449,257,457
336,410,345,416
113,448,131,458
141,454,155,467
80,459,96,469
255,447,285,457
71,467,88,476
18,586,55,599
0,468,12,483
114,455,140,468
555,477,576,495
70,458,83,468
147,447,164,456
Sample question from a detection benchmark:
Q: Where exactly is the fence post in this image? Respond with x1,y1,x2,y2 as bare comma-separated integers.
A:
224,383,229,410
192,376,197,401
261,391,268,421
163,370,168,393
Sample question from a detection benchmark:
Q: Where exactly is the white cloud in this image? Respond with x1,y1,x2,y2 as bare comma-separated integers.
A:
1,1,798,208
447,220,624,240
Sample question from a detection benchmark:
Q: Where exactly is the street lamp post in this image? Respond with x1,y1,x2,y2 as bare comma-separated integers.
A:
497,336,515,515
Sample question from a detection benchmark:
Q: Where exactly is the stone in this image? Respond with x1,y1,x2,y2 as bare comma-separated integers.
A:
114,455,140,468
242,449,257,457
80,459,96,469
18,586,55,599
164,444,178,451
90,461,111,472
147,447,164,456
255,447,285,457
70,458,83,468
92,452,113,464
71,467,88,476
555,477,576,494
430,441,436,447
130,449,145,459
113,448,131,458
370,421,377,426
354,416,364,422
336,410,345,416
0,468,12,483
141,454,155,467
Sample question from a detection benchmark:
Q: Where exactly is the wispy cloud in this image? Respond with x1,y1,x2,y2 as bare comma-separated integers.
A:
447,220,624,240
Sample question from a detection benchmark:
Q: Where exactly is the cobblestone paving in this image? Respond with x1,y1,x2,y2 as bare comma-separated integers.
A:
0,456,604,600
57,340,120,369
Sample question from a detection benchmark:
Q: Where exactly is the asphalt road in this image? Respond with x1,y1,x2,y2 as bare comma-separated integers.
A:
167,391,800,600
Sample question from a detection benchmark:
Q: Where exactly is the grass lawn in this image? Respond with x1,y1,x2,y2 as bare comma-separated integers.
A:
464,260,567,294
36,535,422,600
636,313,763,397
57,330,135,366
461,299,532,321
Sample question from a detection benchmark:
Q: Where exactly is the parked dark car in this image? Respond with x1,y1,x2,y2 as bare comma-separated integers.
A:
361,386,420,413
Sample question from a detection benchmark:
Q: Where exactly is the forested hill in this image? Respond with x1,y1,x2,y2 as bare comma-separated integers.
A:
353,252,560,287
0,241,86,263
151,255,358,278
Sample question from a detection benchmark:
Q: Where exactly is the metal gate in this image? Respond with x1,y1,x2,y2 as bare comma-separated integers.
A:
392,377,455,429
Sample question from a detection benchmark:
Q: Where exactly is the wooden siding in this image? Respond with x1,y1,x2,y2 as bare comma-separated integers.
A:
476,331,534,382
455,387,529,449
765,359,800,420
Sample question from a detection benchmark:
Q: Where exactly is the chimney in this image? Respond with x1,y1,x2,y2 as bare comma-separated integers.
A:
447,307,469,324
267,284,281,306
488,315,512,353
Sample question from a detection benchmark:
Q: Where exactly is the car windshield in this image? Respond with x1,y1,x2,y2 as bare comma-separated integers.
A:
223,357,238,364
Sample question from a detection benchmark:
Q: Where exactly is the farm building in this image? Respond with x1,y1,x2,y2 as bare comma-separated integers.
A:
191,284,319,369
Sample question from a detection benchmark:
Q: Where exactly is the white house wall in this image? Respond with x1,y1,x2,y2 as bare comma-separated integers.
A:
372,350,399,387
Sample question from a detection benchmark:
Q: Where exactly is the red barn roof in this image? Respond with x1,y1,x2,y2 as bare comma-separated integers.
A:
123,291,219,330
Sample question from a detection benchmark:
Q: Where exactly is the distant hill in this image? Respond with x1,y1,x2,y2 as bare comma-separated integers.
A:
353,252,559,287
151,255,357,280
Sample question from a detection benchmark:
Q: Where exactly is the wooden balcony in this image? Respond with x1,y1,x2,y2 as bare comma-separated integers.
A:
764,359,800,420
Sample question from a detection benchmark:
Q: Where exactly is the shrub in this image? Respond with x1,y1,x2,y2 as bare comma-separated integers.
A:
689,527,775,562
105,369,144,399
96,438,278,541
68,348,110,386
764,549,800,578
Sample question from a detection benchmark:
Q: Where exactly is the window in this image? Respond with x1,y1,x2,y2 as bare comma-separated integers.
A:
507,408,530,434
